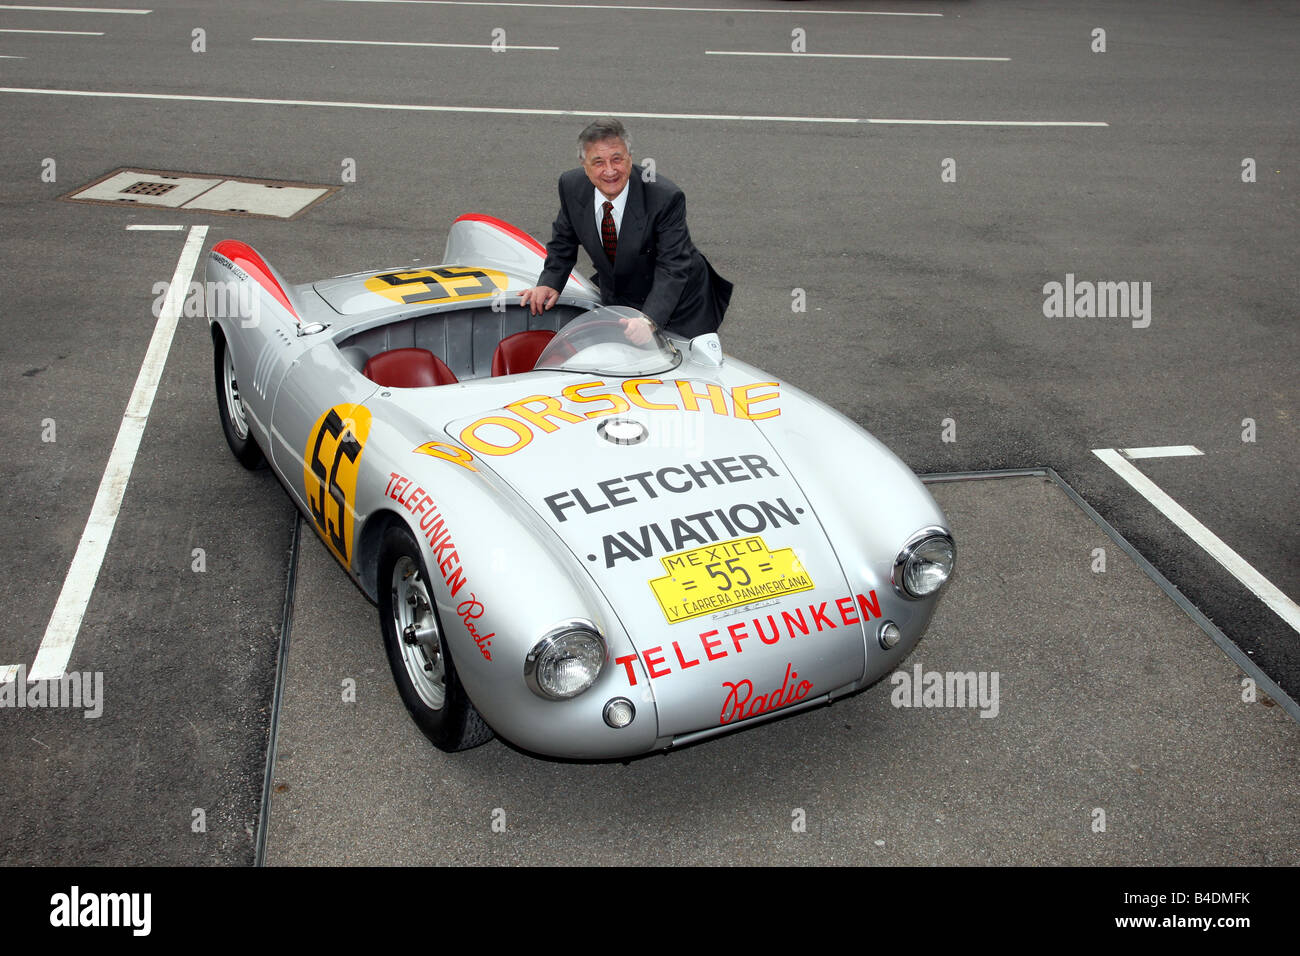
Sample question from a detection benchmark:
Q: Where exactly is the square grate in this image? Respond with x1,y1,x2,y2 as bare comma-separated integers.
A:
121,180,179,197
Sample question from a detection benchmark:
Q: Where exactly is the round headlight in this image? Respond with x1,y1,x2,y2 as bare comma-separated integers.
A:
894,530,955,599
524,622,606,699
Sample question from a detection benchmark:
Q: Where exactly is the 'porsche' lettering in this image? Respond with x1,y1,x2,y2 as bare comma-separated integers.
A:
412,440,477,472
623,378,677,410
504,394,584,433
676,380,728,415
561,380,630,417
458,379,781,456
459,416,533,456
546,454,779,522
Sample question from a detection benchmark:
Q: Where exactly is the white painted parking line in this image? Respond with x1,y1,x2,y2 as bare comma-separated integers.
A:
0,4,149,10
1122,445,1204,459
0,87,1109,127
125,223,184,230
327,0,940,14
253,36,558,51
0,665,18,683
0,54,26,58
28,225,208,682
707,51,1009,62
869,119,1106,126
1093,448,1300,636
0,28,103,35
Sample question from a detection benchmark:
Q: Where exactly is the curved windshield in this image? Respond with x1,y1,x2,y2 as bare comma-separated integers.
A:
534,306,680,376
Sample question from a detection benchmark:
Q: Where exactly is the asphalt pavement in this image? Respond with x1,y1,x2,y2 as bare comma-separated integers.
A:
0,0,1294,866
265,475,1298,866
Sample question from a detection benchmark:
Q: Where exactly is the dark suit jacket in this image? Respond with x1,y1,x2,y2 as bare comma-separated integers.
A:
536,168,733,338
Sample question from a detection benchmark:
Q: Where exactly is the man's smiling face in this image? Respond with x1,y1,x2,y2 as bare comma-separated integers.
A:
582,136,632,200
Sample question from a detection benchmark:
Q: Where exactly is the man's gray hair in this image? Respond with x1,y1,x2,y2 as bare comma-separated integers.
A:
577,117,630,162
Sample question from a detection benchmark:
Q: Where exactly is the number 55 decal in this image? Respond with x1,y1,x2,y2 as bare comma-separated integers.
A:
364,266,507,305
304,404,373,565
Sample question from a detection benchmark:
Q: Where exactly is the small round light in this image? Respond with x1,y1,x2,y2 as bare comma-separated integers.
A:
894,529,956,599
524,622,606,699
878,621,902,649
603,697,636,728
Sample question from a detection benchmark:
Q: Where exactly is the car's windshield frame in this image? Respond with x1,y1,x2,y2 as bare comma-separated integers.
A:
534,306,682,377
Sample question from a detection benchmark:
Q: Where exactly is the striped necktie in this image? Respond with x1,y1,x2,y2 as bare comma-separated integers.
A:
601,200,617,263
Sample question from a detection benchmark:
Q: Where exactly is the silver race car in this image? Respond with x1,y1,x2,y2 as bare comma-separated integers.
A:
206,214,956,759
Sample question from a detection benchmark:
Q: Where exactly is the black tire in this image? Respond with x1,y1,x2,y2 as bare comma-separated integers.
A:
378,524,494,752
213,332,266,469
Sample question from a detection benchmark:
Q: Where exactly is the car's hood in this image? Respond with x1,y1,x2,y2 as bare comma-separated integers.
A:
445,377,869,735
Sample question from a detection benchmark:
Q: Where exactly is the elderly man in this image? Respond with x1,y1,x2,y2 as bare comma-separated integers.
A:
519,117,732,341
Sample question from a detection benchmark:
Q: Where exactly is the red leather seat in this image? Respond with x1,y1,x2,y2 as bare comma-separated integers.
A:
491,329,556,377
363,348,458,388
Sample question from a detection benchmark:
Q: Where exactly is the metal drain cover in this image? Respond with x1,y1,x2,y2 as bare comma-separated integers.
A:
61,168,338,220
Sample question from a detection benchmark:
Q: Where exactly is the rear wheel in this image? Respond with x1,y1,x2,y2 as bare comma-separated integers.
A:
214,333,266,469
378,525,494,752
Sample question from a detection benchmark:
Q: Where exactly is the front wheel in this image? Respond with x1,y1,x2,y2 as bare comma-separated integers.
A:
378,525,494,752
213,332,265,469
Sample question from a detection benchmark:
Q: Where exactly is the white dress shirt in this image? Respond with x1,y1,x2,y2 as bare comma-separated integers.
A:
594,181,630,238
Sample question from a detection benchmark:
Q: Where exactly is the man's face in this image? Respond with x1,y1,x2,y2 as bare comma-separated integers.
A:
582,136,632,200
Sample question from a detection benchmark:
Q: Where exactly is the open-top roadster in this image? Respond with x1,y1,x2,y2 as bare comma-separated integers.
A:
206,214,955,758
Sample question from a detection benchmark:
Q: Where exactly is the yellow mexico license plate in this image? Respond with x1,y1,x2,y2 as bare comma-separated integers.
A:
649,535,815,624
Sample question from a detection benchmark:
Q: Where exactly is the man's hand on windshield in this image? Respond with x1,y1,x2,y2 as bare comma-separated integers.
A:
519,285,559,315
620,315,655,346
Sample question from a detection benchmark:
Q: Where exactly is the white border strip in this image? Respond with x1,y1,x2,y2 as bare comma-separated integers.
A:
252,36,558,50
326,0,940,14
1121,445,1204,459
0,87,1109,127
0,28,103,35
126,224,184,231
1093,448,1300,635
706,51,1009,62
29,225,208,681
0,4,149,11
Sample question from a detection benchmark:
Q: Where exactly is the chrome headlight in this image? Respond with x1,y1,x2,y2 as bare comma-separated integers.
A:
524,621,606,699
893,528,955,599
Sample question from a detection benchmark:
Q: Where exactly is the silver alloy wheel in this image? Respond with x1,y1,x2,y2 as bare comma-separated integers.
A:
223,348,250,440
391,555,446,710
